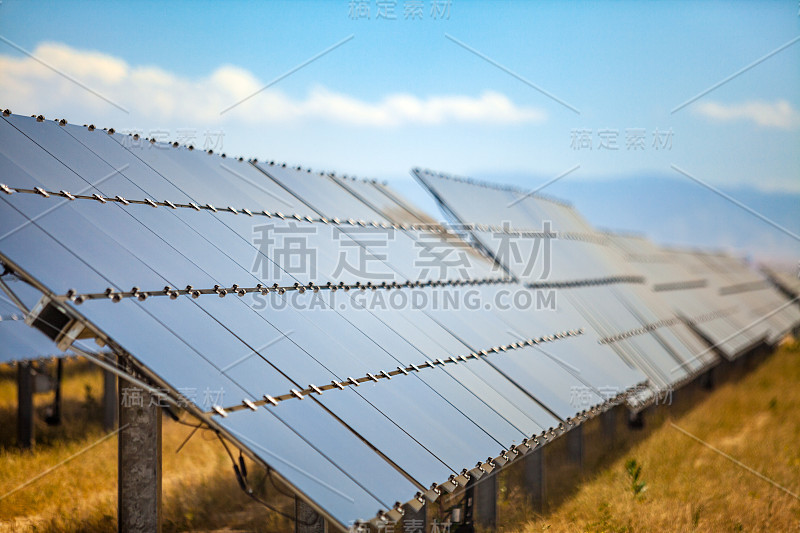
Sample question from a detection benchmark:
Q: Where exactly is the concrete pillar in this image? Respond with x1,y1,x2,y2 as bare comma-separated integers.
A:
103,368,117,431
17,361,35,449
566,425,583,468
118,378,162,533
523,447,546,513
475,473,497,529
295,497,325,533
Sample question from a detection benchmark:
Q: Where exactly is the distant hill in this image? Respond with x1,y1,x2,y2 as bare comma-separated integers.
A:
389,173,800,267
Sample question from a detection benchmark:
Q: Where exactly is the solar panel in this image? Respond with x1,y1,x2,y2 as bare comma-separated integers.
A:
0,317,65,363
764,267,800,301
332,177,435,226
702,253,800,341
343,301,561,433
255,163,386,223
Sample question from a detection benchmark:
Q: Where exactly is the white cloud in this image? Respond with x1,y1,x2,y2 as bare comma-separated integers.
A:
694,99,800,130
0,42,546,127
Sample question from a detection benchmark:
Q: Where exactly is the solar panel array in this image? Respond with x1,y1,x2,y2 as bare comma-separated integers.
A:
412,168,800,402
0,113,653,529
1,114,797,529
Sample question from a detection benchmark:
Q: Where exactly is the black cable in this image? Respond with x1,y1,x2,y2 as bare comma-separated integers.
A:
215,431,236,463
244,486,316,526
175,425,200,454
171,416,210,453
214,431,316,526
172,417,207,429
161,405,180,422
238,450,247,478
266,466,296,499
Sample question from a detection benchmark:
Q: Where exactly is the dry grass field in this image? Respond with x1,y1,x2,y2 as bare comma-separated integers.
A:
515,339,800,532
0,340,798,532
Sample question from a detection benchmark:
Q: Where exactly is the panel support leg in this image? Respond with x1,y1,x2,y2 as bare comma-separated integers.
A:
475,472,497,529
602,408,616,444
47,358,63,426
701,367,715,390
103,368,117,431
17,361,35,449
118,378,162,533
403,501,427,533
524,447,546,513
628,409,644,429
295,497,325,533
567,425,584,469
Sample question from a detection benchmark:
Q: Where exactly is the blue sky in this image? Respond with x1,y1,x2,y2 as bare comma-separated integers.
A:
0,0,798,258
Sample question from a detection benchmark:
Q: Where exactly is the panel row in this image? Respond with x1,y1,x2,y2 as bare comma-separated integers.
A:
0,115,646,528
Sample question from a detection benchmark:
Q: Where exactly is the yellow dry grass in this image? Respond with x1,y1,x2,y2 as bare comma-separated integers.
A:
517,339,800,532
